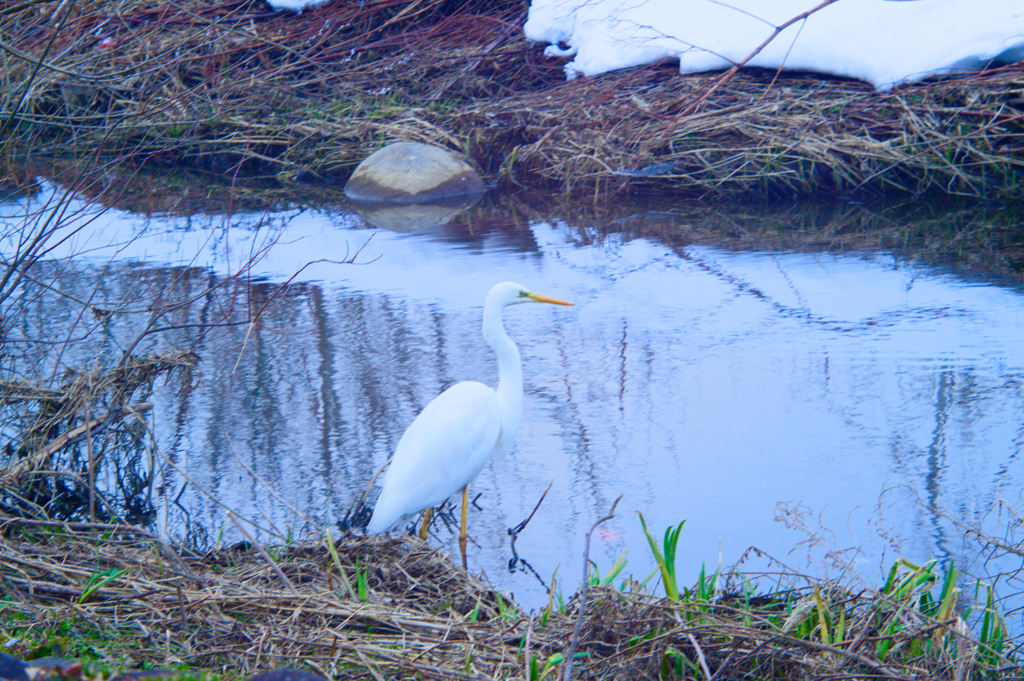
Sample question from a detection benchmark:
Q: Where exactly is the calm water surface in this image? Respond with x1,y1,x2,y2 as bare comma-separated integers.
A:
4,185,1024,610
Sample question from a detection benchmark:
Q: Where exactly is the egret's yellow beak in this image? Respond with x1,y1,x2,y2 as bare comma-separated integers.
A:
529,292,574,306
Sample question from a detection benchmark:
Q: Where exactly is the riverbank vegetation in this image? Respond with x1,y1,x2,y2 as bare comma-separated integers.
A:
2,0,1024,200
1,513,1022,681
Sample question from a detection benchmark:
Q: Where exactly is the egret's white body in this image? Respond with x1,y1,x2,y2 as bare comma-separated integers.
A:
366,282,572,544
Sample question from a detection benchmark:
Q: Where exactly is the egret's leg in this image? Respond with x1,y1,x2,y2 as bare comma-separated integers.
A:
419,508,433,540
459,486,469,569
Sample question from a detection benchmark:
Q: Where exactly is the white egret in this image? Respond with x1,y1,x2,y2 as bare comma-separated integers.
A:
366,281,573,567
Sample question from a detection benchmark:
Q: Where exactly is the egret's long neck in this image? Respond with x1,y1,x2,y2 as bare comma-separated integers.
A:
483,301,523,454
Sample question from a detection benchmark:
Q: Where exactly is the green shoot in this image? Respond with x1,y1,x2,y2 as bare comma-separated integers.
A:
974,581,1008,666
541,565,559,628
494,592,518,622
684,562,720,607
78,568,128,604
873,559,955,661
661,647,695,677
324,527,357,601
469,596,481,623
638,513,685,602
813,585,830,646
528,652,564,681
588,549,627,587
935,564,959,623
354,559,369,602
835,604,846,646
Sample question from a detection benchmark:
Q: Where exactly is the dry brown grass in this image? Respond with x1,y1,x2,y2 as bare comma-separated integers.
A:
0,519,1019,681
2,0,1023,199
0,351,197,481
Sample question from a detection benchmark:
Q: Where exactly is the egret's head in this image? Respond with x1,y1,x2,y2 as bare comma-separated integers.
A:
490,281,574,308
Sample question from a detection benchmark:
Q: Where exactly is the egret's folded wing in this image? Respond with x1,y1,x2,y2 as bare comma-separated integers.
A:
368,381,501,532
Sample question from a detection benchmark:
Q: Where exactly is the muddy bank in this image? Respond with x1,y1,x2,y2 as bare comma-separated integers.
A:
2,0,1024,200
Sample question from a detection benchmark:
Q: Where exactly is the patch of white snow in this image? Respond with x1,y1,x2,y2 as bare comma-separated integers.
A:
523,0,1024,89
266,0,330,11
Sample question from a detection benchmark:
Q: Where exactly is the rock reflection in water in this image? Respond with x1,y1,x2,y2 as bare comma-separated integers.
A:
349,193,484,232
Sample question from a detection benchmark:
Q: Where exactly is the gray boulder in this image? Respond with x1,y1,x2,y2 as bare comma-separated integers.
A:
344,142,484,203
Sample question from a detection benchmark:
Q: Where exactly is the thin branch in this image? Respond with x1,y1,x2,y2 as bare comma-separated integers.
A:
561,494,622,681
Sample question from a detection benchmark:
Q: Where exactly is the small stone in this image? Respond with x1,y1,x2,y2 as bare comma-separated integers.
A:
247,671,326,681
0,652,28,681
344,142,484,203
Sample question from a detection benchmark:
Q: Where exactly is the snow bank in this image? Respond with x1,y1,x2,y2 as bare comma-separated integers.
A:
266,0,329,10
523,0,1024,89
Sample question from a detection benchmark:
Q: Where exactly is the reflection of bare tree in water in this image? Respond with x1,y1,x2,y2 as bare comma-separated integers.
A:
925,475,1024,611
0,166,362,539
906,363,1024,606
922,369,955,564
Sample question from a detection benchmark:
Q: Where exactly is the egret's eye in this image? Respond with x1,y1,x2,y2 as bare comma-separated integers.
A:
519,291,530,298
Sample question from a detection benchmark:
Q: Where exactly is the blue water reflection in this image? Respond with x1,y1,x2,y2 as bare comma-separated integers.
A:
4,185,1024,611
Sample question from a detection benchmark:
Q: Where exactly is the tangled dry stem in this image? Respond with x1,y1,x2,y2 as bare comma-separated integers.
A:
1,0,1023,199
0,351,199,517
0,520,1016,680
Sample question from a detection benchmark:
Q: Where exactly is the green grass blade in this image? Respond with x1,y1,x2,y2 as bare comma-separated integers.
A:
638,512,679,602
324,527,357,600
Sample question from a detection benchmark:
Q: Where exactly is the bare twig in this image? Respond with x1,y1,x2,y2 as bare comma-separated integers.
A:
663,0,844,122
228,511,300,597
687,632,713,680
561,494,622,681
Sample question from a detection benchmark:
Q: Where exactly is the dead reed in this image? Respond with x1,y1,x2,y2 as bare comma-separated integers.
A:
0,351,199,523
1,0,1023,199
0,518,1019,681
